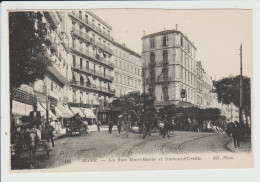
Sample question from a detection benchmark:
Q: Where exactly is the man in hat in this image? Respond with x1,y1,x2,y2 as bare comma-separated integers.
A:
29,104,42,140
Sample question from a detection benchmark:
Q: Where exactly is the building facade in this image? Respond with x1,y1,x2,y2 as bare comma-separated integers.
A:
12,11,74,127
142,29,213,109
113,42,142,97
66,10,115,123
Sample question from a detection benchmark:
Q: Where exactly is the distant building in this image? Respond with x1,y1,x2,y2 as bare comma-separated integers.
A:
141,29,213,109
113,42,142,97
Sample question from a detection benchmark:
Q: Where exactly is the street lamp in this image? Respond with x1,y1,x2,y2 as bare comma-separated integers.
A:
142,68,146,126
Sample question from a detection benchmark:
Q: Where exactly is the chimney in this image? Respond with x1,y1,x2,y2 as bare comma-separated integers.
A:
176,24,178,31
143,30,146,36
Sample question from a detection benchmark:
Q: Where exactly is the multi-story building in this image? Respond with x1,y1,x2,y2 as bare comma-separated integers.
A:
113,42,142,97
12,11,74,127
63,10,115,123
142,29,213,109
202,71,213,108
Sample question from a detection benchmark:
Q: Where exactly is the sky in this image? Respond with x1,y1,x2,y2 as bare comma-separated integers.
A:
91,9,252,80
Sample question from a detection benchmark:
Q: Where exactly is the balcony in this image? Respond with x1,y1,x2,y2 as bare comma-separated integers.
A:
70,45,114,69
71,27,113,55
47,64,67,86
49,90,59,100
148,62,156,68
70,80,114,96
71,63,113,82
43,12,59,30
157,76,171,83
69,12,113,41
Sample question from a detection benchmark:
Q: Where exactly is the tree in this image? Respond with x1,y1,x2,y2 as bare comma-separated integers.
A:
9,11,51,89
214,75,251,124
9,12,52,130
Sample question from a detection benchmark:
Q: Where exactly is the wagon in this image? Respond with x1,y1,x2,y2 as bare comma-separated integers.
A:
65,120,87,136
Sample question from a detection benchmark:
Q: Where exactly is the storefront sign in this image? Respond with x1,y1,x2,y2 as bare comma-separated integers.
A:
12,89,37,105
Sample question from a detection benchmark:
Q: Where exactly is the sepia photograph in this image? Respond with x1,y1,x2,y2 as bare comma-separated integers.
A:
5,7,254,173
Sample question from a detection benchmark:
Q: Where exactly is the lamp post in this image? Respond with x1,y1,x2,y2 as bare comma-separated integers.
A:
239,44,243,124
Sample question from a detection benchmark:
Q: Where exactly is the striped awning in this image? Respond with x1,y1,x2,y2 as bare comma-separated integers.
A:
70,107,85,117
88,76,94,85
82,108,96,118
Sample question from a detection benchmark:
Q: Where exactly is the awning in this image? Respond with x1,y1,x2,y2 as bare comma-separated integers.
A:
40,102,57,120
73,72,80,82
54,106,63,118
108,83,115,91
12,100,28,116
70,107,85,117
83,108,96,118
88,76,94,85
57,104,74,118
81,74,87,83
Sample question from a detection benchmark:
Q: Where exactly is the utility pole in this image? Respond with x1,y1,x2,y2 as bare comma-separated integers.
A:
239,44,243,124
142,68,146,126
45,76,49,124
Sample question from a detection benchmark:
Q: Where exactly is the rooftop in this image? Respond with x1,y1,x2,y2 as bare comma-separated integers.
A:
113,40,142,59
86,11,112,31
142,29,196,50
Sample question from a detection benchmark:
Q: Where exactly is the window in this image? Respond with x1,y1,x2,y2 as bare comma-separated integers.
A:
80,75,84,86
163,87,169,101
73,55,76,67
120,75,122,83
85,15,88,23
150,38,155,48
115,60,118,67
73,90,76,102
162,35,168,46
51,82,53,91
79,11,82,20
123,62,126,70
163,51,168,63
72,38,75,48
150,52,155,64
119,61,122,69
80,58,83,69
86,61,89,70
181,37,183,47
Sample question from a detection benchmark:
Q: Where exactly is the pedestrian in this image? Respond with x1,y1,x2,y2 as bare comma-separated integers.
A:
45,121,55,149
117,115,122,134
55,120,59,134
122,115,130,138
232,121,243,148
163,114,170,139
108,119,113,134
29,104,42,141
96,120,101,132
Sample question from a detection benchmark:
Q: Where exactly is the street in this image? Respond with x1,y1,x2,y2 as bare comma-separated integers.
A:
12,130,235,169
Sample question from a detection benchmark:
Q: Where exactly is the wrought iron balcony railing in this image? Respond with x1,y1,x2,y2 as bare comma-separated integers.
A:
70,45,114,69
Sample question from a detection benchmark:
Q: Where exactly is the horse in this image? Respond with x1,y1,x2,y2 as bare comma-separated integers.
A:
25,130,39,169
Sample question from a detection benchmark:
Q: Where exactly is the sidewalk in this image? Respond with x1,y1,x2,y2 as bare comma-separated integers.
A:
226,139,251,153
53,125,118,140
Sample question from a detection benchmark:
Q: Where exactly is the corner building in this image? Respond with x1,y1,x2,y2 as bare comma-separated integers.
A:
65,11,115,123
113,42,142,97
142,29,213,109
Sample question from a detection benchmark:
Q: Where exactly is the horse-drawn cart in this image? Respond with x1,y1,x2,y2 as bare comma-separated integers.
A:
65,120,87,136
11,123,50,169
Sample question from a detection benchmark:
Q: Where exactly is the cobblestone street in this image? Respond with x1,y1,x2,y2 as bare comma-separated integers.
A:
12,129,247,169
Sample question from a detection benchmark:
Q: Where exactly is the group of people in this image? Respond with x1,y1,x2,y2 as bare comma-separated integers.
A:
96,114,131,138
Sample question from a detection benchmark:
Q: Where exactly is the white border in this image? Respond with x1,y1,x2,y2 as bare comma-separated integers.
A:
1,1,260,182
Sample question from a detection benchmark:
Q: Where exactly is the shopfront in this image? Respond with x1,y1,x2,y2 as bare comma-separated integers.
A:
11,88,37,129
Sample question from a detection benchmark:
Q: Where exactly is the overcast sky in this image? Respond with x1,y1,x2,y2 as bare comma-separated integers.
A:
91,9,252,80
